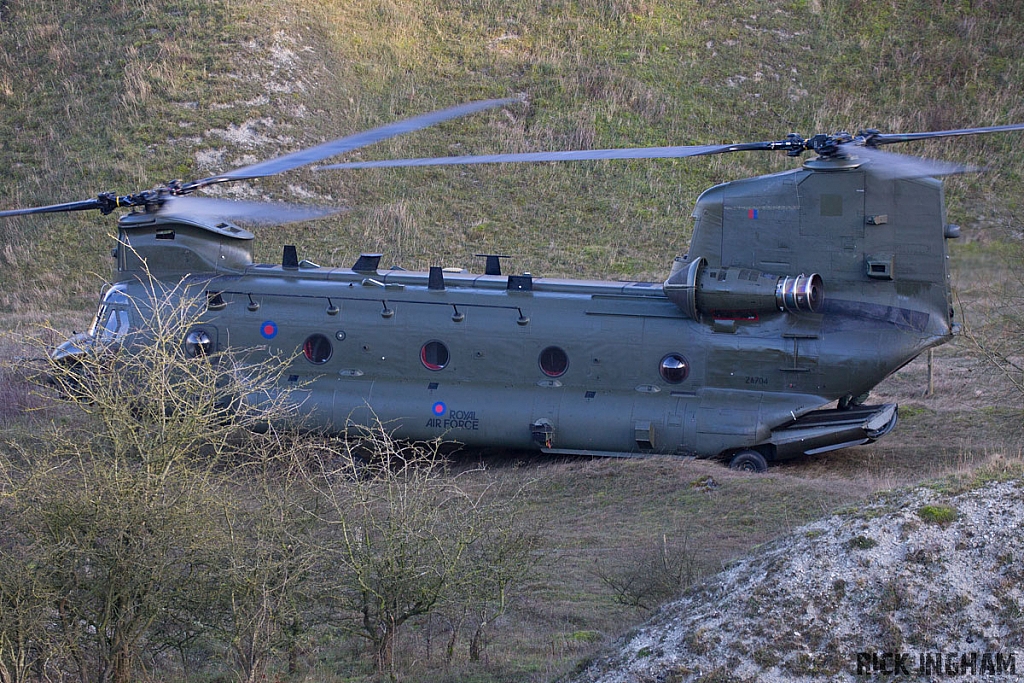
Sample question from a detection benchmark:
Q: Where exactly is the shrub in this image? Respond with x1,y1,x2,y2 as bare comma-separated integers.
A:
917,504,958,526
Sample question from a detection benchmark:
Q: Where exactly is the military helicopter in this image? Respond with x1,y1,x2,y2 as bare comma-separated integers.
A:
3,98,1023,472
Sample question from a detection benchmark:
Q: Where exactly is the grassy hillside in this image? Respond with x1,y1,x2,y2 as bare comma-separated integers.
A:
1,0,1023,311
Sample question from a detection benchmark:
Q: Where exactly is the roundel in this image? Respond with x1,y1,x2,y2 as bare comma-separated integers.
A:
260,321,278,339
431,401,447,416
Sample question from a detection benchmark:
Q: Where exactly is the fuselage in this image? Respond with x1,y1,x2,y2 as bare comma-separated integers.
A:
68,157,958,464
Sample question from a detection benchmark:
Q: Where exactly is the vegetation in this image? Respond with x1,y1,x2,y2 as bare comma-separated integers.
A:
595,533,702,613
917,504,959,526
0,278,300,683
962,238,1024,404
0,283,538,682
304,426,538,675
847,535,878,550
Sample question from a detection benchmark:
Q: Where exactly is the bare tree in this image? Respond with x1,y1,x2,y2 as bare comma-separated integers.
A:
305,423,539,676
1,275,300,683
2,273,540,681
211,431,325,683
442,490,538,664
958,234,1024,408
0,535,51,683
595,533,702,613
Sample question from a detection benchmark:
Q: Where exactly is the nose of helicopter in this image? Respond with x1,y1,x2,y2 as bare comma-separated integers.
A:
49,332,94,364
44,332,95,389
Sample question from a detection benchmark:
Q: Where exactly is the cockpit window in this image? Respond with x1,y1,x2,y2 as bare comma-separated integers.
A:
89,285,132,343
99,309,131,343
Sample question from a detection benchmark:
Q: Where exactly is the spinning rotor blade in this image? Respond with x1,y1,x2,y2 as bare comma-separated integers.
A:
840,146,978,179
320,119,1024,177
0,97,517,219
319,140,797,170
182,97,519,191
158,196,345,225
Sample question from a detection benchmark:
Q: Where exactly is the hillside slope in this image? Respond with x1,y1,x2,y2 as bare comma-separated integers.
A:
578,474,1024,682
1,0,1023,311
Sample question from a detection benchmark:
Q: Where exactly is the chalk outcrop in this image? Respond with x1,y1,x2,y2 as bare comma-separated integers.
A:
579,478,1024,682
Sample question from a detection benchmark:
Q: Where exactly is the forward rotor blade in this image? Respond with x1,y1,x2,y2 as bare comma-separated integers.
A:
0,197,107,218
158,196,344,225
846,145,978,178
868,122,1024,146
318,140,797,170
183,98,519,191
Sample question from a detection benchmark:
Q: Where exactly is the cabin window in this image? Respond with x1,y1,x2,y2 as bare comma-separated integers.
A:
98,308,131,343
185,329,213,357
539,346,569,377
420,341,449,371
659,353,689,384
303,334,333,365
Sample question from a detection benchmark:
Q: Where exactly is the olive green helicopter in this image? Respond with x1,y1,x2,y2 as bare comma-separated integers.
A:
4,98,1023,471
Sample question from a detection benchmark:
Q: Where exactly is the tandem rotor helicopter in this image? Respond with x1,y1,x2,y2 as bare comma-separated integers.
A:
4,97,1023,472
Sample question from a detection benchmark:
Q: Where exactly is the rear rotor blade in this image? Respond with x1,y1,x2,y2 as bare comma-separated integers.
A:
182,97,520,191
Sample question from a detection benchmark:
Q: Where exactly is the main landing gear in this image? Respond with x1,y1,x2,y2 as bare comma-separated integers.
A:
728,449,768,473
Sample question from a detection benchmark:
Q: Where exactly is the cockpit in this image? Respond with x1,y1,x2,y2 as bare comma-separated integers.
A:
51,284,134,363
89,284,133,343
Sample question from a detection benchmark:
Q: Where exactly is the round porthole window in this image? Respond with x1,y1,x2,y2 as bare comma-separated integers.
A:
659,353,689,384
420,340,449,371
539,346,569,377
303,333,333,365
185,329,213,357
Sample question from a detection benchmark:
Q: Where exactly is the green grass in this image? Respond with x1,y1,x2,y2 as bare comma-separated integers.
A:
917,504,959,526
847,535,878,550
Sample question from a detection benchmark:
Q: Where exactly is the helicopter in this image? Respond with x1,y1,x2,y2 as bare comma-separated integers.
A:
3,97,1023,472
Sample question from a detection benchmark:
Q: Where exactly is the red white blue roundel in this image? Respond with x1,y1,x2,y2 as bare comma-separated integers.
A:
431,401,446,416
260,321,278,339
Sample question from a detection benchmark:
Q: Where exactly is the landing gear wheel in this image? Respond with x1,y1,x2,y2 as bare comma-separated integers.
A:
839,392,870,410
729,450,768,473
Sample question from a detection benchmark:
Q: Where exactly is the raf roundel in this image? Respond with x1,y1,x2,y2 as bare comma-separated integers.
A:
431,401,447,417
260,321,278,340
